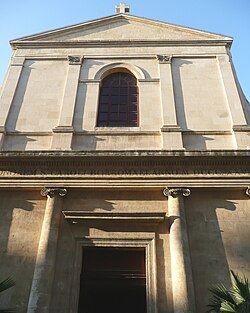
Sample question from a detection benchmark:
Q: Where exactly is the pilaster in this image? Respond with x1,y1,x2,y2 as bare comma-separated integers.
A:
27,188,67,313
157,55,183,150
0,57,25,149
217,55,250,149
51,56,83,149
163,187,196,313
82,81,100,130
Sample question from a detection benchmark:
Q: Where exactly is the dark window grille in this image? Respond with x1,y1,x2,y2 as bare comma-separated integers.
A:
97,72,139,127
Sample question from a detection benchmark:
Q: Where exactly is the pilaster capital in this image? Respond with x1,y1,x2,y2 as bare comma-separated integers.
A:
67,55,83,65
11,57,25,66
40,188,67,198
163,187,191,198
246,187,250,197
157,55,172,64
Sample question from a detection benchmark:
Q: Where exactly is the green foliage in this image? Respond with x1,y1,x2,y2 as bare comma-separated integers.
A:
0,277,15,313
207,271,250,313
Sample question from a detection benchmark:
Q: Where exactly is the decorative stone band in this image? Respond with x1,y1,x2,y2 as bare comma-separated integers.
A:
163,187,191,197
246,187,250,196
68,55,83,65
40,188,67,197
157,54,172,64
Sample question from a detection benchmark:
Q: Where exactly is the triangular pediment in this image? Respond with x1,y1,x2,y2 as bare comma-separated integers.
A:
11,14,232,44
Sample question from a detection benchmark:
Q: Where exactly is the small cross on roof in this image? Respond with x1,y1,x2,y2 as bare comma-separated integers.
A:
116,2,130,13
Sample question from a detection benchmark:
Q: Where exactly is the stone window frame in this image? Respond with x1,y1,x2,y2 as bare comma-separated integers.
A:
69,234,158,313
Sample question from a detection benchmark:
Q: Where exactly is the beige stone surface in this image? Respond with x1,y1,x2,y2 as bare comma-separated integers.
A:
0,12,249,313
72,133,161,150
172,57,232,131
5,60,67,133
0,190,46,313
185,189,250,313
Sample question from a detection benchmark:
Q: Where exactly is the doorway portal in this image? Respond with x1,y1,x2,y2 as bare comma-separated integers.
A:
78,247,147,313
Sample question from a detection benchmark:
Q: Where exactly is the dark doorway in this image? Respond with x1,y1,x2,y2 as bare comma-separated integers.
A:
78,247,147,313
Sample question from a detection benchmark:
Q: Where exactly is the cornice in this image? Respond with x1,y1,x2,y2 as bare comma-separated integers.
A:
0,150,249,177
0,150,249,158
10,13,232,42
0,149,249,188
10,39,232,49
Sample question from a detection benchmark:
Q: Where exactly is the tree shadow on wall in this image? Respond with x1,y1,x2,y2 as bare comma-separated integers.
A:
0,191,37,313
184,190,237,313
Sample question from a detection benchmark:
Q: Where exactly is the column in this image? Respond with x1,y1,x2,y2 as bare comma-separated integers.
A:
0,57,25,149
163,187,196,313
51,56,83,149
27,188,67,313
217,55,250,149
157,55,183,150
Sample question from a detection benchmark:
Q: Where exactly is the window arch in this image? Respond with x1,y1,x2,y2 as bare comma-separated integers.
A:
97,72,139,127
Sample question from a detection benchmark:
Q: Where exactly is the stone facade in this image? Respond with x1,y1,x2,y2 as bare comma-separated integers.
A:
0,13,249,313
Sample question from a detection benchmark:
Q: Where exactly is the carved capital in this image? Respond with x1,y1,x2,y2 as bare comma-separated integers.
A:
163,187,191,198
157,55,172,64
41,188,67,198
68,55,83,65
246,187,250,197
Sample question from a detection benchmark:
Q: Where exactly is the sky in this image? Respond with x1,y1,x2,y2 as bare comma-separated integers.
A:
0,0,249,101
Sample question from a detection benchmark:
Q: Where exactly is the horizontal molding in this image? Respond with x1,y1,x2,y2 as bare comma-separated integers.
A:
233,125,250,132
138,79,160,83
62,211,166,223
53,126,74,133
79,79,160,84
183,130,232,135
19,53,225,61
0,182,249,189
75,130,160,136
0,150,249,157
5,131,53,136
11,39,231,49
3,130,235,136
161,125,182,132
79,79,101,84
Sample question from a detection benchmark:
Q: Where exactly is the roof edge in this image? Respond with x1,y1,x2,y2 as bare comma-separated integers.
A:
10,13,233,43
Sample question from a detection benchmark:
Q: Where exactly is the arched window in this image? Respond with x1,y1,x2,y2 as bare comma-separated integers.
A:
97,72,139,127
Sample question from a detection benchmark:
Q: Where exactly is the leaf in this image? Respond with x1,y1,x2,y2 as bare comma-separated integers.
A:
207,271,250,313
220,300,236,312
230,271,250,305
0,277,15,293
209,284,235,304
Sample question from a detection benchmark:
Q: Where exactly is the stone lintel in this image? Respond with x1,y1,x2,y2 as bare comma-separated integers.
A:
63,211,166,223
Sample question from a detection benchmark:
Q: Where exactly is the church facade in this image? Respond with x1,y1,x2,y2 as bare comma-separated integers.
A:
0,11,250,313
